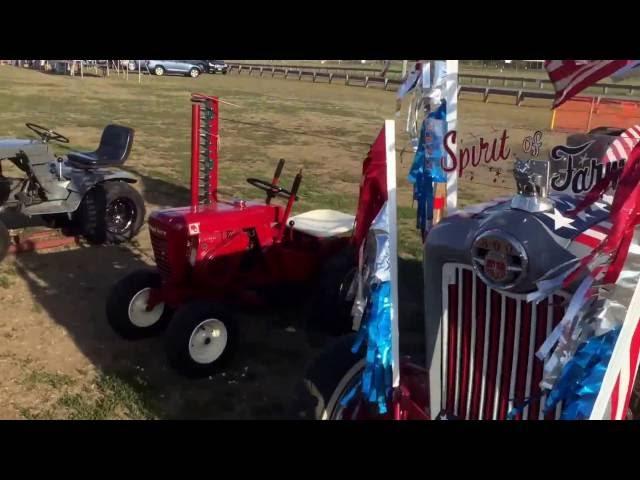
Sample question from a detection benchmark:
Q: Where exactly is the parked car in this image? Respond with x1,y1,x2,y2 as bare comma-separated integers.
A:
207,60,229,74
128,60,144,71
146,60,203,78
185,60,229,74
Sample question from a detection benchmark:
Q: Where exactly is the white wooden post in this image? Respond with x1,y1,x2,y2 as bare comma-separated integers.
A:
385,119,401,388
445,60,459,211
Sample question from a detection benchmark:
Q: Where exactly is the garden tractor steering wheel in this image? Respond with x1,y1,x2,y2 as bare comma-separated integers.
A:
246,177,297,200
25,123,70,144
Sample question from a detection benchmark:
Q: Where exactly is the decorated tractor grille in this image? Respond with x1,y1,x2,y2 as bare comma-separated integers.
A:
441,264,567,420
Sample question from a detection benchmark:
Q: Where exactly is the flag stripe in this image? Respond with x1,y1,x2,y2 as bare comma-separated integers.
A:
546,60,633,108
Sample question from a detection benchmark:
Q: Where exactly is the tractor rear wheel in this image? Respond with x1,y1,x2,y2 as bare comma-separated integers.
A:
165,301,239,378
306,246,357,342
106,269,172,339
291,333,365,420
78,181,145,245
0,220,9,263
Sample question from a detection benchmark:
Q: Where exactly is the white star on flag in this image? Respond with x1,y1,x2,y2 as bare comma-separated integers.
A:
544,208,577,231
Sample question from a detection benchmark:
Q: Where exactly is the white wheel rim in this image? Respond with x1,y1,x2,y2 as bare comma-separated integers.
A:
191,69,198,77
128,288,165,328
155,67,163,75
188,318,228,364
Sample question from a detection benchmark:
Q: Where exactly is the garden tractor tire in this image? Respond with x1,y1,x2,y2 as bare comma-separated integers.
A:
305,245,358,343
78,181,145,245
165,301,239,378
291,333,365,420
0,220,9,263
106,269,172,340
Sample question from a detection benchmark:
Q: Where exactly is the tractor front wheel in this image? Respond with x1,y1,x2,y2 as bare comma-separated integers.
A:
106,269,171,339
165,302,238,378
0,220,9,263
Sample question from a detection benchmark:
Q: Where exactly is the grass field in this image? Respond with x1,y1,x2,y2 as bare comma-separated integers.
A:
0,65,563,419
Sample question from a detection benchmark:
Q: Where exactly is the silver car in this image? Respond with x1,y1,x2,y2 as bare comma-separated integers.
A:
145,60,203,78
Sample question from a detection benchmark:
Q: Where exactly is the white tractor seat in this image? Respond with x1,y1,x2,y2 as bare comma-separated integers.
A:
288,209,355,238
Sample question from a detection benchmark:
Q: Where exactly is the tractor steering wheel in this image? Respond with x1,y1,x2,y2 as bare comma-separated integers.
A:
246,178,296,199
25,123,70,144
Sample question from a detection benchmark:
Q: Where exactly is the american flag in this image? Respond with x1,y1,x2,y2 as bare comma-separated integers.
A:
602,125,640,164
545,60,635,108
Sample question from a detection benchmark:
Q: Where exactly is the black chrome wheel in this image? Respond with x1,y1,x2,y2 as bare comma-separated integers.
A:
106,197,136,235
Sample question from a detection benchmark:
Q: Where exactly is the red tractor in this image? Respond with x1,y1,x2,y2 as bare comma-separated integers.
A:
106,93,361,377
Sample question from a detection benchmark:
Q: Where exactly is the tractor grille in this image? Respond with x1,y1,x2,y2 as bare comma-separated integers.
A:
441,264,566,420
150,233,171,277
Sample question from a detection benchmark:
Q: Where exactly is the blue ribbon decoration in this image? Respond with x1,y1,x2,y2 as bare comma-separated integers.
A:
542,327,620,420
346,281,394,414
408,101,447,237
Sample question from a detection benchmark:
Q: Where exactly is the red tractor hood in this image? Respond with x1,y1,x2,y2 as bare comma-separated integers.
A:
148,201,282,236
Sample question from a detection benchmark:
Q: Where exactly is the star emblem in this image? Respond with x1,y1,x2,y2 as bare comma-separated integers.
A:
544,208,577,231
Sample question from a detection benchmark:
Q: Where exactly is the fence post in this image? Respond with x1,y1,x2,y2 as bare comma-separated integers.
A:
238,65,242,74
272,66,275,77
260,67,263,77
384,78,389,90
298,70,303,80
313,71,316,82
365,76,369,87
329,73,333,84
248,66,253,75
285,68,289,79
587,97,596,131
345,74,349,85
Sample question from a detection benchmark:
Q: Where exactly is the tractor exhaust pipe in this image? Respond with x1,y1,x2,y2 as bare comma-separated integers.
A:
277,169,303,241
266,159,286,205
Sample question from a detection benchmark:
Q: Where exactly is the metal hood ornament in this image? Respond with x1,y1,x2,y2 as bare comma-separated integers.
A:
511,158,554,213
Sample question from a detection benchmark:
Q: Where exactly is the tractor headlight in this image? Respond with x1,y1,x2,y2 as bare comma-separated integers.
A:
471,229,528,290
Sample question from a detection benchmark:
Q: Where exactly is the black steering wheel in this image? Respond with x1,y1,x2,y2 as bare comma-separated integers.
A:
246,177,296,199
25,123,70,144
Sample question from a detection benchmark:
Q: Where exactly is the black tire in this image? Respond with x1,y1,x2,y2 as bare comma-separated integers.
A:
154,65,165,76
291,333,365,420
165,301,238,378
306,246,357,339
0,220,9,263
188,67,200,78
78,181,145,245
106,269,172,340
